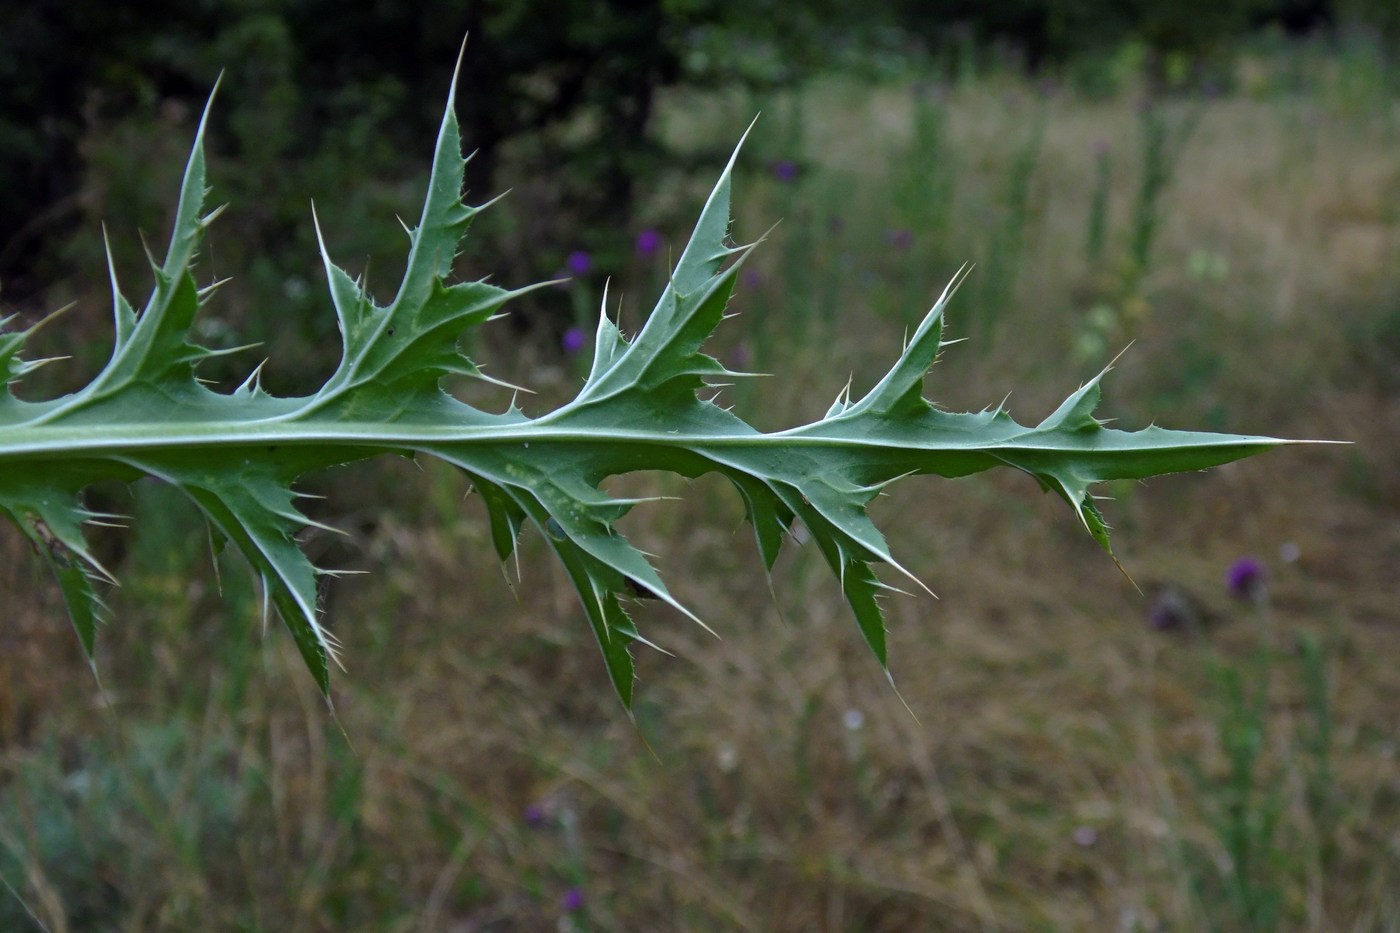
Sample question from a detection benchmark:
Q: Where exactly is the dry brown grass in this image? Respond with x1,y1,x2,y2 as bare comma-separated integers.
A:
4,59,1400,931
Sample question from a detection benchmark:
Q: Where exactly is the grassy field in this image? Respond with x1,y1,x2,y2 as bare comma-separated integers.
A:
3,46,1400,931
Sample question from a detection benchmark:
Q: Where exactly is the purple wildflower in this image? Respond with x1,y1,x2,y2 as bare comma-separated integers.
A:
561,326,586,354
740,267,763,290
1147,586,1198,631
562,887,585,912
771,159,798,183
566,250,592,276
635,228,661,258
523,803,547,827
884,228,914,251
1225,556,1266,600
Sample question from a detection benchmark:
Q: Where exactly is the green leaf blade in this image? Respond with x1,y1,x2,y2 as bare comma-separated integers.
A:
0,66,1318,711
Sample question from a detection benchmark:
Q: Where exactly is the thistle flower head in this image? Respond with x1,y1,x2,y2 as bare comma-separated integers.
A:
566,250,592,276
1225,556,1266,599
884,228,914,251
634,228,661,258
561,326,586,354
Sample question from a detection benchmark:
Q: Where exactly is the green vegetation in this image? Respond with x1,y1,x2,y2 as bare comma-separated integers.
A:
2,20,1397,933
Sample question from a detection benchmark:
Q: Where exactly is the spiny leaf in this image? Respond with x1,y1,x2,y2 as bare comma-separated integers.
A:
0,466,124,656
0,61,1320,711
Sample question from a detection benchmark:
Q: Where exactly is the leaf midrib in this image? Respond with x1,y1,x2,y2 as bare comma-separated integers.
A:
0,419,1279,458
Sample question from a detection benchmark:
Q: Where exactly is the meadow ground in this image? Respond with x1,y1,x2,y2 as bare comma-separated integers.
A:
3,49,1399,931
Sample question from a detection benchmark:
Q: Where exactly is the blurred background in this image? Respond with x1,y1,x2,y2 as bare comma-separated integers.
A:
2,1,1398,929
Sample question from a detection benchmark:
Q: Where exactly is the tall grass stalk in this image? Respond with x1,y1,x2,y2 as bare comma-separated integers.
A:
1085,142,1112,267
1129,96,1204,283
1175,582,1348,932
972,102,1046,342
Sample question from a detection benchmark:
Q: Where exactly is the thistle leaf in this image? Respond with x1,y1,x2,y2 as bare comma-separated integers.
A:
0,65,1315,710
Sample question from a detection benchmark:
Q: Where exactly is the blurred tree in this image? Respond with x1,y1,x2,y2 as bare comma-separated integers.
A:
891,0,1279,75
0,1,872,304
2,0,1386,345
1337,0,1400,49
0,1,198,298
1263,0,1334,34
